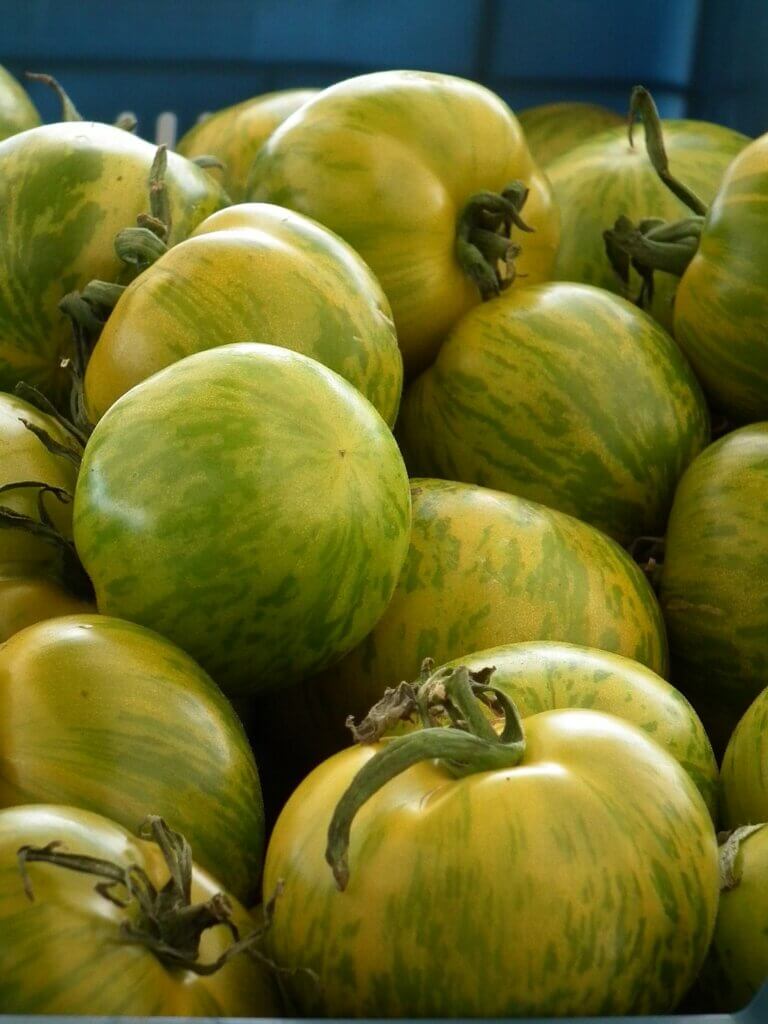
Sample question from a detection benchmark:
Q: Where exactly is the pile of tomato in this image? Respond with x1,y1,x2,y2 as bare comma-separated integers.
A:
0,64,766,1019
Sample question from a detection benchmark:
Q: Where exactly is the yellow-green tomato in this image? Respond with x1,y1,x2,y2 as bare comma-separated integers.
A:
0,614,265,905
0,393,81,580
440,641,718,816
0,576,93,642
84,203,402,425
721,687,768,829
0,805,279,1015
0,65,39,141
265,708,718,1018
177,89,317,200
518,101,622,167
249,70,560,376
704,825,768,1011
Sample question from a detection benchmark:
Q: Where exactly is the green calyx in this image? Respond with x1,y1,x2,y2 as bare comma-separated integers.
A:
17,816,270,975
326,662,526,891
456,181,533,300
602,86,708,304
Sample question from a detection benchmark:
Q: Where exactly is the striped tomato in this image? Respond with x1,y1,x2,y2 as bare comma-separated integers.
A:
249,70,559,376
659,424,768,756
0,122,225,401
0,614,264,905
84,203,402,425
307,478,667,751
438,641,717,815
0,66,39,140
721,687,768,830
398,282,709,544
176,89,317,201
74,344,411,698
0,806,279,1015
518,101,622,167
548,112,747,332
265,668,718,1017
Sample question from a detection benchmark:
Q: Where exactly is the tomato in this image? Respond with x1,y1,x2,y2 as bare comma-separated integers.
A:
549,112,747,333
305,478,667,753
0,805,279,1014
74,343,411,698
0,576,93,642
0,613,264,905
176,89,317,201
84,202,402,425
0,121,225,400
518,101,622,167
265,668,718,1017
721,687,768,829
436,641,717,816
0,65,39,141
667,136,768,421
659,424,768,757
398,282,709,544
0,392,81,581
701,825,768,1011
249,70,560,376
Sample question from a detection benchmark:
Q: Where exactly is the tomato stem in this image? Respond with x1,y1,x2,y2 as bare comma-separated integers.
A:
719,824,766,891
17,816,271,976
327,664,526,891
629,86,708,217
456,181,532,299
24,72,82,121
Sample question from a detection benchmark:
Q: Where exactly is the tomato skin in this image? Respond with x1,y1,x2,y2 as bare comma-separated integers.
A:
673,135,768,421
249,70,559,376
0,614,265,905
75,344,411,697
518,101,622,167
265,708,718,1018
0,393,81,580
398,282,709,544
84,203,402,426
721,687,768,829
659,424,768,756
177,89,317,200
306,478,667,752
439,641,717,816
0,805,280,1015
0,576,93,642
0,122,225,400
0,66,39,141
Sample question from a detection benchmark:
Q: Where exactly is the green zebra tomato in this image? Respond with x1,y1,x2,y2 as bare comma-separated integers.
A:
265,676,718,1018
74,343,411,697
0,66,39,141
659,424,768,756
306,478,668,753
0,806,279,1015
0,121,225,401
721,687,768,830
518,101,621,167
176,89,317,201
84,203,402,425
398,282,709,544
0,613,264,904
249,70,560,376
548,117,747,332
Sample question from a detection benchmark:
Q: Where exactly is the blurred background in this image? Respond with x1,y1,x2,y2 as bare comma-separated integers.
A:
1,0,766,140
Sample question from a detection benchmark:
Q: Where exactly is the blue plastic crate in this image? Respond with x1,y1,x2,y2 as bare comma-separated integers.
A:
2,0,765,138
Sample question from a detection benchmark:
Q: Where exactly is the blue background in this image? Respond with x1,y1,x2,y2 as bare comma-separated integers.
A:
1,0,766,141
